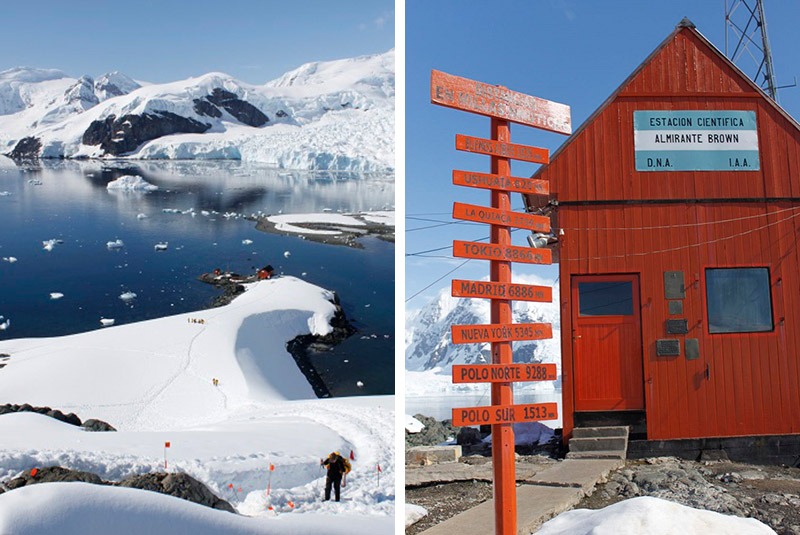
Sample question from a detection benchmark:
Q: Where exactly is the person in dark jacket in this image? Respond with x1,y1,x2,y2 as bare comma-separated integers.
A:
321,451,351,501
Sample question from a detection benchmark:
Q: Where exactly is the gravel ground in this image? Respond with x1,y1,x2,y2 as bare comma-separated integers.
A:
406,457,800,534
578,457,800,535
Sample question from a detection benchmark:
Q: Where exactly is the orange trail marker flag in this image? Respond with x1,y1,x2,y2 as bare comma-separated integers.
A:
267,464,275,496
164,441,170,470
30,468,38,477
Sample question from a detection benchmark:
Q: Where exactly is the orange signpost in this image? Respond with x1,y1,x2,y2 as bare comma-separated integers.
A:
431,69,570,535
452,363,557,384
431,70,572,134
452,403,559,426
452,169,549,195
456,134,549,164
452,202,550,232
451,322,553,344
452,240,552,265
451,279,552,302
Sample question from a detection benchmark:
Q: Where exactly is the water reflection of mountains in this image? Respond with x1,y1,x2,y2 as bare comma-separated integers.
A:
7,158,394,215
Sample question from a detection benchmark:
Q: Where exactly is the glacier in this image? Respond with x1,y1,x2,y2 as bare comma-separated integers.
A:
0,51,394,173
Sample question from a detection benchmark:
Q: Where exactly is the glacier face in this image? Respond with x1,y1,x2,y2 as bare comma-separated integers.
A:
0,50,394,172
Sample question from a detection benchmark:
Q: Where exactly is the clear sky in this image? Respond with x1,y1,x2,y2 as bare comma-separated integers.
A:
405,0,800,310
0,0,394,83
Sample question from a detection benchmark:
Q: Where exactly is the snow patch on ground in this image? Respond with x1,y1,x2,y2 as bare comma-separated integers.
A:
537,496,776,535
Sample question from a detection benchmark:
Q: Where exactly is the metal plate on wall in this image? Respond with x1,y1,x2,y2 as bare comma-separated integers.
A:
686,338,700,360
668,300,683,315
656,339,681,357
666,319,689,335
664,271,685,299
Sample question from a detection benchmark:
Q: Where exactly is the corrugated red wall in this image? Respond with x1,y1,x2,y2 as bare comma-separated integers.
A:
529,25,800,440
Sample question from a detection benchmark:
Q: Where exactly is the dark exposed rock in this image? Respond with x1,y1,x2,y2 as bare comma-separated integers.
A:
82,418,117,432
456,427,483,446
6,136,42,160
82,112,211,156
406,414,459,448
118,472,235,513
45,408,82,426
276,109,288,118
5,466,103,491
205,88,269,127
193,98,222,118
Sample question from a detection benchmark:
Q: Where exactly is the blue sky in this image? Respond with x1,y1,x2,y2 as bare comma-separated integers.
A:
405,0,800,310
0,0,394,83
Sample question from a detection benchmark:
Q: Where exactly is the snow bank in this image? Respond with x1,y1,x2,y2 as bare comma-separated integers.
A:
405,504,428,527
106,175,158,191
536,496,776,535
0,482,392,535
405,414,424,433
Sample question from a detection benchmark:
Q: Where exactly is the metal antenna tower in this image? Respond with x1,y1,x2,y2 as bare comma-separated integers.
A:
724,0,779,100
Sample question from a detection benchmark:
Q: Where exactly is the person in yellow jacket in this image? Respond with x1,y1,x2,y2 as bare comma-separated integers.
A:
320,451,351,501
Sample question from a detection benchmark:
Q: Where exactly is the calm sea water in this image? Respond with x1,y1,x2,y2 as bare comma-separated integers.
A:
0,158,394,396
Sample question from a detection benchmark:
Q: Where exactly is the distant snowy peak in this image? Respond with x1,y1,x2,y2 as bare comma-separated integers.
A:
0,67,71,116
406,276,560,372
266,50,395,100
2,50,394,171
94,72,141,101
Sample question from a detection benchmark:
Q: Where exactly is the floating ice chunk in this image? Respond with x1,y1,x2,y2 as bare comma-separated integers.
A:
0,191,11,196
322,208,333,212
242,239,253,245
100,318,115,327
0,317,9,330
356,381,364,388
42,239,59,251
201,210,210,216
365,304,371,308
283,251,291,258
301,272,307,276
28,179,42,185
106,175,158,191
136,213,148,220
119,291,137,301
162,208,180,214
106,239,124,249
154,242,168,251
49,293,64,300
2,257,17,263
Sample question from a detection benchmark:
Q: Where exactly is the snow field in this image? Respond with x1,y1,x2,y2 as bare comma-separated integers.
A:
536,496,776,535
0,277,394,532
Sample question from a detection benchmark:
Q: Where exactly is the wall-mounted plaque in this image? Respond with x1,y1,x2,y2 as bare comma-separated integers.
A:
668,300,683,315
666,319,689,334
656,339,681,356
686,339,700,360
664,271,685,299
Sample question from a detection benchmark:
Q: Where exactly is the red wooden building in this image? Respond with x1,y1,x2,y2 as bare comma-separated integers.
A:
525,19,800,451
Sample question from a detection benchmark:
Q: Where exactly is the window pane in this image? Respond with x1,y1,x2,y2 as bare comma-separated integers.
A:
578,281,633,316
706,268,773,334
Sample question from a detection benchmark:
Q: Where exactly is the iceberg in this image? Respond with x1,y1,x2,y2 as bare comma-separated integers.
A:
106,175,158,192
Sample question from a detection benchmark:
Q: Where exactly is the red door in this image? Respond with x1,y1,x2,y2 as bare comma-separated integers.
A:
571,274,644,411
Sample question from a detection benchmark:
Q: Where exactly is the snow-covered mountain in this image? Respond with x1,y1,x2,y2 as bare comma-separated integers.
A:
0,50,394,172
405,274,561,392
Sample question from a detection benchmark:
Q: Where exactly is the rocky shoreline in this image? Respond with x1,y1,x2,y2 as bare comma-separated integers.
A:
254,215,394,248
